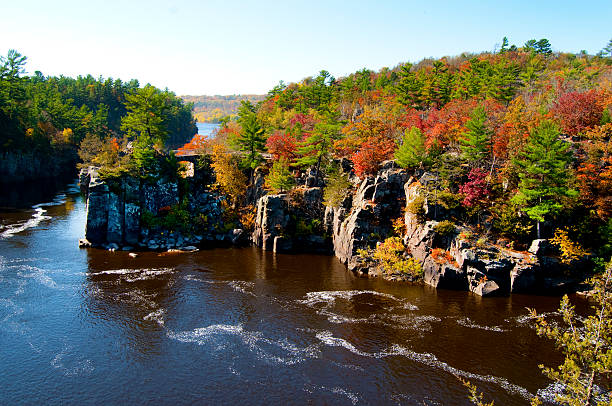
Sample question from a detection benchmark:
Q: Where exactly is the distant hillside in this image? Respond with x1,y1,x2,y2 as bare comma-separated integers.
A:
181,94,266,123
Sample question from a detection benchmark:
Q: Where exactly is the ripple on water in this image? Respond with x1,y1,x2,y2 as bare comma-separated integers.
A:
314,330,534,401
167,323,321,366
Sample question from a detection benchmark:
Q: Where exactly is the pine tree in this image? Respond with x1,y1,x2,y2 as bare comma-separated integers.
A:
511,120,577,238
265,159,294,193
236,100,266,172
296,116,340,183
460,106,492,166
395,126,427,169
397,63,421,108
120,84,168,144
500,36,509,53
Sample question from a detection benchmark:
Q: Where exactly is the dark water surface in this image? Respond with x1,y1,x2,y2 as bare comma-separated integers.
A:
0,181,575,405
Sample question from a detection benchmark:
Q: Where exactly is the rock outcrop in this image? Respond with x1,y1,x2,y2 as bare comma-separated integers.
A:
80,166,230,250
326,162,409,271
252,187,331,254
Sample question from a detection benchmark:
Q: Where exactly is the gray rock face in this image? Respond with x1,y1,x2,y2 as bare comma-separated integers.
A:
328,166,409,271
252,194,289,251
81,165,225,249
85,170,109,245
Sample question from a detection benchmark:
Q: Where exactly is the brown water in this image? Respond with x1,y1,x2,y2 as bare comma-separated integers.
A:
0,180,576,405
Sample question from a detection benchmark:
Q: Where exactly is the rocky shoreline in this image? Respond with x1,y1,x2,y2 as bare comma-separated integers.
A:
79,159,589,297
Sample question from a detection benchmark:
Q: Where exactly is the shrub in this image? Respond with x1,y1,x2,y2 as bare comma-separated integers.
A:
431,248,455,265
407,195,426,221
550,228,590,264
323,168,352,207
435,190,463,210
369,237,423,277
265,159,295,193
434,220,456,236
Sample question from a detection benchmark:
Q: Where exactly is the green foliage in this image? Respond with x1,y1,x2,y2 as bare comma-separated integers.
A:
434,220,456,236
265,159,295,193
460,106,492,166
512,120,577,236
141,201,192,234
407,195,426,222
529,263,612,406
295,218,322,237
435,189,463,210
395,126,428,169
121,84,169,145
323,167,352,207
491,203,534,242
236,100,266,170
296,115,341,178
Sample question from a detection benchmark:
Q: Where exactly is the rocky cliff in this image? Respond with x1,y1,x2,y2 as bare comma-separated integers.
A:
1,149,77,183
81,158,587,296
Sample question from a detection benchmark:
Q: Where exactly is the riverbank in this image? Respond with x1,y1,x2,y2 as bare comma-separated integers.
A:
79,157,590,297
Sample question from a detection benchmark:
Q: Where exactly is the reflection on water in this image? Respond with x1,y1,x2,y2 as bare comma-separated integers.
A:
0,181,578,405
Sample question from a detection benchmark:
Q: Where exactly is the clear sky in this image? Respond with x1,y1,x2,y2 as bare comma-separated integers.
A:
1,0,610,96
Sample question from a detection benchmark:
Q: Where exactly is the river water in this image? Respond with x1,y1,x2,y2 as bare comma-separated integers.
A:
0,180,577,405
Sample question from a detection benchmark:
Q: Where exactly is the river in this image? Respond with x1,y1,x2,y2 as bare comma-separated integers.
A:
0,180,577,405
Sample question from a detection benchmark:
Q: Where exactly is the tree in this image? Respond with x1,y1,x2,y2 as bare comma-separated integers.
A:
265,159,294,193
210,143,247,206
460,106,492,166
397,63,421,108
296,115,341,183
600,38,612,57
512,120,577,238
120,84,169,145
529,262,612,406
500,37,509,53
552,90,604,136
395,126,427,169
351,136,396,177
236,100,266,172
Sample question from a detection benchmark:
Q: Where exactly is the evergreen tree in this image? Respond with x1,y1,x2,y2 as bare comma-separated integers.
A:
395,126,427,169
265,159,294,193
397,63,421,108
511,120,577,238
296,115,340,183
500,36,509,53
121,84,169,145
236,100,266,172
460,106,492,166
536,38,552,55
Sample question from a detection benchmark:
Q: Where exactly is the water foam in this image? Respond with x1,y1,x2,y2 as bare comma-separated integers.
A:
51,346,94,376
168,323,321,366
315,330,534,401
0,207,51,239
456,317,508,333
143,308,166,326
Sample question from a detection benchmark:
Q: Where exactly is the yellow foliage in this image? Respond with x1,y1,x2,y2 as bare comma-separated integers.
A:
210,143,247,205
368,237,423,277
550,228,590,264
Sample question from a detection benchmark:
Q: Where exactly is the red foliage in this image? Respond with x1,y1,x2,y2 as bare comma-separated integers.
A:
552,90,604,135
351,136,396,177
110,137,119,152
459,167,490,208
266,130,297,162
176,134,209,156
289,113,317,132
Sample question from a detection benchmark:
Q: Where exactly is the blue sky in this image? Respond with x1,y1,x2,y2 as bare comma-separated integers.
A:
1,0,610,95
